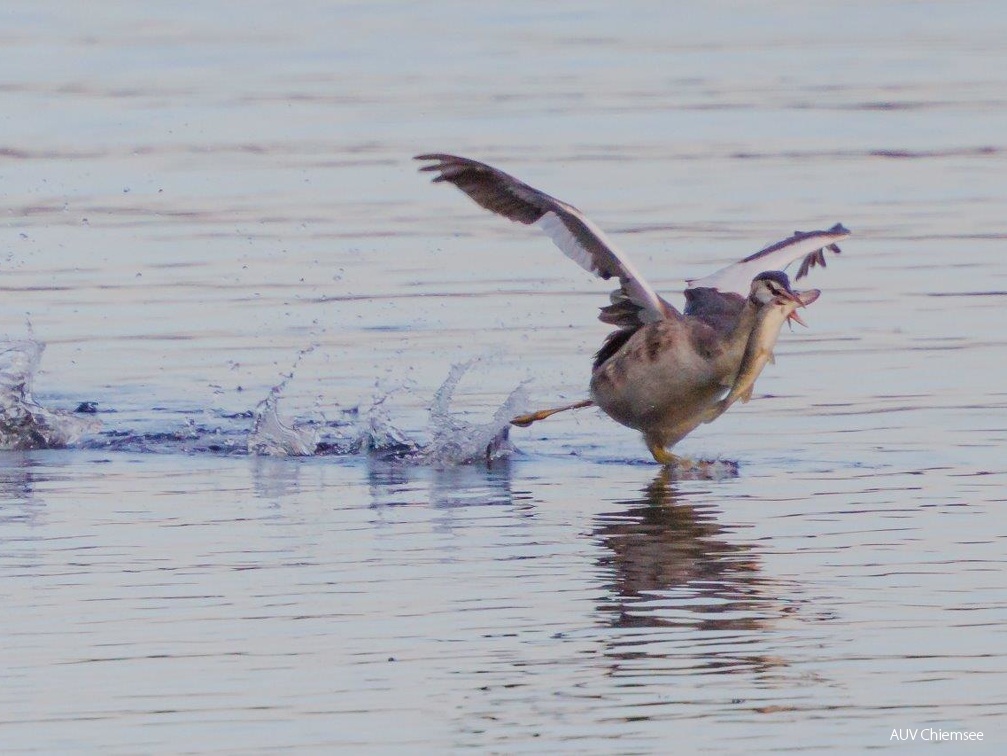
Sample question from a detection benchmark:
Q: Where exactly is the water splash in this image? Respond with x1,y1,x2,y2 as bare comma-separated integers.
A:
0,339,100,450
0,341,731,472
668,456,740,480
247,346,320,456
247,389,319,456
406,359,529,466
359,389,420,455
2,344,527,465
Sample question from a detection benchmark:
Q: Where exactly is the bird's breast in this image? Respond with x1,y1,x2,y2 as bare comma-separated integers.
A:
589,321,733,433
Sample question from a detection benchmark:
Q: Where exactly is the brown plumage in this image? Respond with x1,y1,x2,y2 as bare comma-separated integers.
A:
416,154,848,464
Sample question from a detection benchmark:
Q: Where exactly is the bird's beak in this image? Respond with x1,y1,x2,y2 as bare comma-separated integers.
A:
774,288,803,306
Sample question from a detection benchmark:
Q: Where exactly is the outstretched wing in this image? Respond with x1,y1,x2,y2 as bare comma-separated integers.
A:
686,224,850,295
416,153,677,326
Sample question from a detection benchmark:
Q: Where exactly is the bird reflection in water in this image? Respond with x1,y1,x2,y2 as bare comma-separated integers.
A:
595,469,771,631
593,469,793,677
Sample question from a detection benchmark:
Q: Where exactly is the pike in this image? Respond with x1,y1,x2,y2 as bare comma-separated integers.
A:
703,287,820,424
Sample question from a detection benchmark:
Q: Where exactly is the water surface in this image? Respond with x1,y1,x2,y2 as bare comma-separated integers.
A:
2,1,1006,752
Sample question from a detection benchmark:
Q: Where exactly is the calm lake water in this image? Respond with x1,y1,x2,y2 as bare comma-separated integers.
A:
3,1,1007,752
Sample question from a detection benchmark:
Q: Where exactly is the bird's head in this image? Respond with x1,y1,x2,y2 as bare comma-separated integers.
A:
748,271,820,326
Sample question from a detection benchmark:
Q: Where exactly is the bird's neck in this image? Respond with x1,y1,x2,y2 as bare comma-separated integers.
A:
722,299,762,356
720,298,794,389
708,298,765,384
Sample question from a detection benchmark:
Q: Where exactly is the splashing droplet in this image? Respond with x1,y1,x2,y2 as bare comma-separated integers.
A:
411,359,529,466
247,389,318,457
0,339,100,449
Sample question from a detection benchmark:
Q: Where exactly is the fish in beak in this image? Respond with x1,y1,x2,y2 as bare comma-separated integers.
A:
783,288,820,328
703,286,823,424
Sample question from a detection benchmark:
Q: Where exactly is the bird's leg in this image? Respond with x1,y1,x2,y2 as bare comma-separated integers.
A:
510,399,594,428
646,438,683,467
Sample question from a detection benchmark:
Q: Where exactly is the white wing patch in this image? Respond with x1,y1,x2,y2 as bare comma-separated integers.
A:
538,210,667,322
538,211,596,275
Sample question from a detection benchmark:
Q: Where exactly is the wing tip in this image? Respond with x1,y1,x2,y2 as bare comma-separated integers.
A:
415,153,499,185
415,153,475,183
414,152,456,162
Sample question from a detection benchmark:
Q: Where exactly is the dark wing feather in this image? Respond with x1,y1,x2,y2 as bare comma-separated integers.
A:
683,288,746,336
592,327,637,370
416,153,676,325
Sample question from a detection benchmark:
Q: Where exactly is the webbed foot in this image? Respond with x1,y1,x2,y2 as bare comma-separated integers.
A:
511,399,594,427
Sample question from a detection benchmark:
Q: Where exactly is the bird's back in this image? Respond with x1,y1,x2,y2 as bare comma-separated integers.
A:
683,287,746,336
